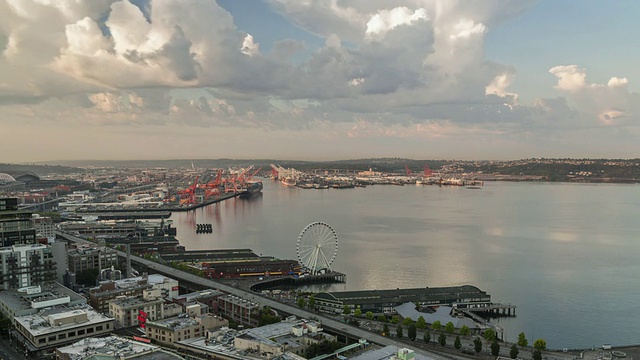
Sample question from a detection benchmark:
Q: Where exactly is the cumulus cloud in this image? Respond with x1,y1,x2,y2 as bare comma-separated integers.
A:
365,7,428,40
549,65,637,126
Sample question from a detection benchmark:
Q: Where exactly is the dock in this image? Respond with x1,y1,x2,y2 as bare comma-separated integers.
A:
249,272,347,291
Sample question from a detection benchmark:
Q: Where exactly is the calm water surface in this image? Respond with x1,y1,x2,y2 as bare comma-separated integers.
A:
170,181,640,349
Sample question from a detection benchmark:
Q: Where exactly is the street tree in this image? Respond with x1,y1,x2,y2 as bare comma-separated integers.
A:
445,321,455,333
343,305,351,315
390,315,400,324
474,337,483,354
454,336,462,350
402,317,414,326
533,349,542,360
408,324,417,341
438,333,447,347
491,340,500,357
416,316,427,329
396,325,403,339
354,308,362,318
365,311,374,320
484,328,496,342
424,331,431,345
510,344,520,359
377,315,387,322
297,297,305,308
533,339,547,351
383,323,389,336
460,325,471,336
430,320,442,331
517,332,528,348
308,295,315,309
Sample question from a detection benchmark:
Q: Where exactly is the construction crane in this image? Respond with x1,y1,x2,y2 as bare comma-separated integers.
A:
405,165,413,176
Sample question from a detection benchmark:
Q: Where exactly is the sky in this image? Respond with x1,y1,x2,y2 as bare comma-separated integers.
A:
1,0,639,162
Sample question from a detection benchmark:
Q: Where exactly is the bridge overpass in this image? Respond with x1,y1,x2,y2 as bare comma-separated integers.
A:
56,231,453,360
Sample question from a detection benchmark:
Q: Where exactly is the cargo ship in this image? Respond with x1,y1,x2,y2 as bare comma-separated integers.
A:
240,180,263,198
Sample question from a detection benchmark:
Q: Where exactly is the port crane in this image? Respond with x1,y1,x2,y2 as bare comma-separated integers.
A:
177,175,199,205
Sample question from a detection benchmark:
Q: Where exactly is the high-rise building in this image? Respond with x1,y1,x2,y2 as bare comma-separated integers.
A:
0,197,37,247
0,244,57,290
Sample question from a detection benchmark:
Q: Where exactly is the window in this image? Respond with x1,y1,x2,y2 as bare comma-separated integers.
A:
87,328,94,334
78,330,85,335
58,333,66,340
68,331,76,337
48,336,56,342
38,338,46,344
96,325,103,331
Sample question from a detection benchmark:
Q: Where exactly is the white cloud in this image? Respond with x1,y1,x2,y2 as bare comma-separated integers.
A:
241,34,260,57
365,7,428,40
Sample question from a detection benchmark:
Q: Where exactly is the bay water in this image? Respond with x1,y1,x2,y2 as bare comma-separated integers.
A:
170,181,640,349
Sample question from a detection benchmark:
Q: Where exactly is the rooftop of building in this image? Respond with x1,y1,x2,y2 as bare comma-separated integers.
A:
110,295,163,309
146,315,200,330
0,243,48,253
56,335,183,360
14,304,112,337
173,289,225,302
315,285,488,302
114,274,177,288
0,282,86,313
219,294,260,308
349,345,436,360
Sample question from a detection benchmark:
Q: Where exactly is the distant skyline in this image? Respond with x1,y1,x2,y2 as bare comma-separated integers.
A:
1,1,638,162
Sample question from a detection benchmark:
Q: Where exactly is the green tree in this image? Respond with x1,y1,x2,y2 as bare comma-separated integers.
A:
517,332,528,348
383,323,389,336
445,321,455,333
408,323,417,341
297,297,306,308
533,339,547,351
308,295,315,309
430,320,442,331
396,324,403,339
484,328,497,342
474,337,483,354
354,308,362,318
377,315,387,323
491,340,500,357
343,305,351,315
402,317,414,326
460,325,471,336
416,316,427,329
454,335,462,350
510,344,520,359
390,315,400,324
438,332,447,347
365,311,374,320
423,331,431,345
533,349,542,360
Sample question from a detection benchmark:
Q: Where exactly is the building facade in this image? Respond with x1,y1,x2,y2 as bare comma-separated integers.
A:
67,244,119,273
109,288,164,327
0,244,56,290
0,198,36,247
145,314,227,345
217,294,261,327
13,305,114,356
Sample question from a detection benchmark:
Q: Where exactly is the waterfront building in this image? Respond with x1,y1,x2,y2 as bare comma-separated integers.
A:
55,335,185,360
0,244,56,290
0,197,37,247
144,314,228,346
217,294,261,327
313,285,492,314
109,288,164,327
13,304,114,356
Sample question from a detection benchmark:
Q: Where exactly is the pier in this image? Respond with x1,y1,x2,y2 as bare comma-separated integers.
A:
464,303,517,316
249,271,347,291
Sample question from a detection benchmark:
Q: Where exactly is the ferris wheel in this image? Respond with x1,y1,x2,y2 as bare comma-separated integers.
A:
296,222,339,275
